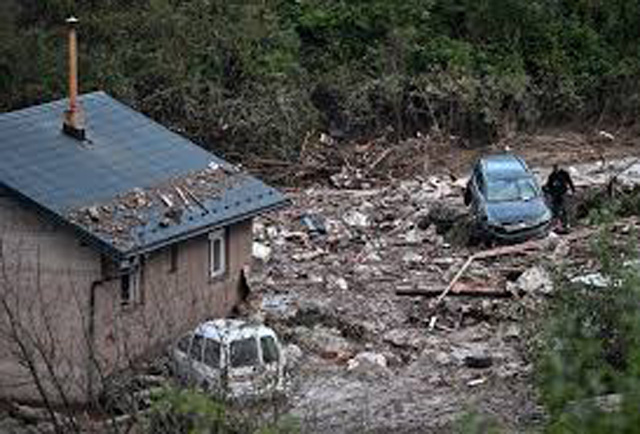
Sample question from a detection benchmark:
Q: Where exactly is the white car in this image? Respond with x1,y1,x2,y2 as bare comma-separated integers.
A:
172,319,286,398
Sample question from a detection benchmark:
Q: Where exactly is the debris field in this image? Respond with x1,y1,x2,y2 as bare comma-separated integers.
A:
246,156,640,433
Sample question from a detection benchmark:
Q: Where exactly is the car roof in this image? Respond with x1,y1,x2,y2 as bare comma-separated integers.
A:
193,319,276,342
480,154,529,179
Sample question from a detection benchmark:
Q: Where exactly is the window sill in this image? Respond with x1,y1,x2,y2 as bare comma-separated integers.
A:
208,271,227,284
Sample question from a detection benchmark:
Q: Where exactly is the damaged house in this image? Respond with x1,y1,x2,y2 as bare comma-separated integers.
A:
0,19,286,404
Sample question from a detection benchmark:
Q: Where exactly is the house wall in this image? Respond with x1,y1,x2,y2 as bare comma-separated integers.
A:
0,193,253,404
92,220,253,380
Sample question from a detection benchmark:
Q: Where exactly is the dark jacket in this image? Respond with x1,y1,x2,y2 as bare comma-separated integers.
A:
545,168,575,197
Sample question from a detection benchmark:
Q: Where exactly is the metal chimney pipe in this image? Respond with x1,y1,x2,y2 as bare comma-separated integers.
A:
68,16,78,113
62,16,86,140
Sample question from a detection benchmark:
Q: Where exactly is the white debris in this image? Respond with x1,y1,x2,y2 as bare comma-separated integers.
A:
335,277,349,291
571,272,609,288
252,242,272,262
598,130,615,141
343,210,370,228
347,352,387,371
285,344,304,367
208,161,221,171
319,132,335,146
515,266,553,295
402,252,423,265
261,293,296,317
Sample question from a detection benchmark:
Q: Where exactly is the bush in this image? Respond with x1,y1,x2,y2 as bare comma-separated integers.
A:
536,228,640,433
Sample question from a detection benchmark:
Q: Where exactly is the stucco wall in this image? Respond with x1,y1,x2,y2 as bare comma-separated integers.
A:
0,193,252,404
93,220,253,378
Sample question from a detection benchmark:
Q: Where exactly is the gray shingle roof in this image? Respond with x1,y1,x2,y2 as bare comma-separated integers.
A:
0,91,287,258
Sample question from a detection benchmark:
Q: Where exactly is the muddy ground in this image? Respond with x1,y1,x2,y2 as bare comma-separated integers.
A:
245,130,640,433
3,129,640,433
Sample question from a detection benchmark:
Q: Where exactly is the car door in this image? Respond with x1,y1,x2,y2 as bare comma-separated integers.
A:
173,333,193,382
186,334,208,386
259,334,283,391
228,336,261,396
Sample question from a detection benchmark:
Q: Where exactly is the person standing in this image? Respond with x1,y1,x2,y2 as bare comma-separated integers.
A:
545,164,576,231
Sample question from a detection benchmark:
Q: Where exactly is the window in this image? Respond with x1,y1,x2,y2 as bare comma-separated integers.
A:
260,336,279,365
169,244,178,273
177,334,191,354
190,335,205,361
120,261,143,307
486,178,538,202
230,338,259,368
203,338,221,369
209,229,226,278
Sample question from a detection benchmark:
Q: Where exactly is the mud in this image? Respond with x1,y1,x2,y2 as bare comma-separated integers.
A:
246,154,640,433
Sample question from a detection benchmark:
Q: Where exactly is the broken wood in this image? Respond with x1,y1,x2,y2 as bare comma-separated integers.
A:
397,281,510,298
433,239,546,304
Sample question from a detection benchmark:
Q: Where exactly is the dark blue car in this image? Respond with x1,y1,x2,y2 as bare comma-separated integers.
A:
464,154,551,243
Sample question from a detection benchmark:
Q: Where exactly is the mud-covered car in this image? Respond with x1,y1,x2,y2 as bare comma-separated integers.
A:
171,319,286,398
464,154,551,243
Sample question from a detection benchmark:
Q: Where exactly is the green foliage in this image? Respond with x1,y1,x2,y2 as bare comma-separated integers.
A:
455,410,503,434
536,228,640,433
4,0,640,162
146,386,299,434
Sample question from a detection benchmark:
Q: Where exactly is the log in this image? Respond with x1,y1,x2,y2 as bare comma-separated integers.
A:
396,281,510,298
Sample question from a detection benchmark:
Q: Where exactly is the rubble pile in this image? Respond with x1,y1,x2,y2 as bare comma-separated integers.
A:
245,154,640,432
247,181,542,432
68,162,246,249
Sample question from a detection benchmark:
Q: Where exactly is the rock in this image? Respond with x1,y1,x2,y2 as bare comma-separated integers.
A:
285,344,304,367
502,323,521,341
347,351,387,371
292,249,325,262
343,210,370,228
401,229,421,244
552,239,570,260
516,266,553,295
252,242,272,262
402,252,423,265
327,276,349,291
296,325,352,359
383,328,426,350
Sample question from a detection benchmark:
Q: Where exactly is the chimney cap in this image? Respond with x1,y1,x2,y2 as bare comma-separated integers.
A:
66,16,79,25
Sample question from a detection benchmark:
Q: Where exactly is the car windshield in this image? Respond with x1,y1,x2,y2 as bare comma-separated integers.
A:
486,177,538,202
230,338,259,368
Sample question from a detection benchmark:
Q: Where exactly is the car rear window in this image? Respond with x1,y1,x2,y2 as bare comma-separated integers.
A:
487,178,537,202
261,336,279,364
230,338,259,368
204,338,221,369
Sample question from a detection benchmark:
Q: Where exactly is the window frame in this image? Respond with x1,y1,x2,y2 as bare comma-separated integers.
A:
208,229,226,279
169,244,179,274
120,264,142,307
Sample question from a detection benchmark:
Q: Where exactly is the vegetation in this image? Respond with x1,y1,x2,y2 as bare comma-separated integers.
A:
3,1,640,163
536,228,640,433
146,386,299,434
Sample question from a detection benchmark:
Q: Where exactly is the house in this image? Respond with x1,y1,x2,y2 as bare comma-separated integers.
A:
0,19,287,404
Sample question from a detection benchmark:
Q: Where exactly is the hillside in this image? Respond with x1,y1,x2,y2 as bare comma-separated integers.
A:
3,1,640,169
